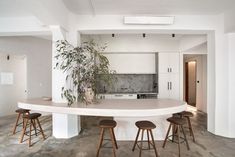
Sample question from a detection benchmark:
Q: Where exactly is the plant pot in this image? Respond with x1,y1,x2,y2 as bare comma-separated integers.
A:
84,87,94,104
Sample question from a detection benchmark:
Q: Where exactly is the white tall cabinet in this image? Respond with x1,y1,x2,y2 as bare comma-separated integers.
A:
158,53,180,99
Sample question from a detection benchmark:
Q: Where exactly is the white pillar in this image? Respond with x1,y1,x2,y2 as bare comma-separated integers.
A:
50,26,80,138
228,33,235,137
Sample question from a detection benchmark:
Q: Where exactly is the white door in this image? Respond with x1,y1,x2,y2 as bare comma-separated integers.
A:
0,54,27,117
169,53,179,73
158,74,170,98
169,74,180,99
158,53,169,73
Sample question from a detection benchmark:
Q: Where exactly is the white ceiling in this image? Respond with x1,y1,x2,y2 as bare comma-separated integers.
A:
0,0,32,17
63,0,234,15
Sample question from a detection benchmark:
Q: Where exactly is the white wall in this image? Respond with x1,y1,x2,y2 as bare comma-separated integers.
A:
228,33,235,136
180,35,207,51
0,54,26,116
82,34,179,52
0,36,52,99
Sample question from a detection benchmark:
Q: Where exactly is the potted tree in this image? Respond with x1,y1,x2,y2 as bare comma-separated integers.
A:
55,40,114,106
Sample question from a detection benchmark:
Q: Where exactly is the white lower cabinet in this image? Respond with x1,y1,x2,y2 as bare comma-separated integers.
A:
98,94,137,99
158,74,179,99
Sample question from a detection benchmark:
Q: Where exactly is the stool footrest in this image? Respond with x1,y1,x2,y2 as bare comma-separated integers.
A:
136,141,155,150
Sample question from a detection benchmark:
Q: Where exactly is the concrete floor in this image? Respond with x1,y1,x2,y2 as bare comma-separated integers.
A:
0,111,235,157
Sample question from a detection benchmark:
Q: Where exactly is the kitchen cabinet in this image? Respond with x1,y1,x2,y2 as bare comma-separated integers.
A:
158,53,179,73
104,53,156,74
158,52,180,99
98,94,137,99
158,74,179,99
112,94,137,99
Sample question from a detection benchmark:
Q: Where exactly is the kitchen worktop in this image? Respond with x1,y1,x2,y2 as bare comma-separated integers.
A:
98,92,158,94
18,98,185,117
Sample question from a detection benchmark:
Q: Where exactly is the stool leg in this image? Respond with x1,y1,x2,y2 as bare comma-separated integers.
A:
132,128,140,151
12,113,21,134
32,119,37,136
36,118,45,140
139,129,144,157
163,124,172,148
180,125,190,150
29,120,32,147
19,118,28,143
111,128,118,149
147,129,150,149
172,124,175,143
177,125,181,157
96,128,104,157
187,117,195,142
149,129,159,157
109,128,117,157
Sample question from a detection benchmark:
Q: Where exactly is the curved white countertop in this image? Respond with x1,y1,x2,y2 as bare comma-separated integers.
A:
18,98,187,117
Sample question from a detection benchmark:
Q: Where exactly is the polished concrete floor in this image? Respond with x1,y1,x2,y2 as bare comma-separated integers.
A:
0,111,235,157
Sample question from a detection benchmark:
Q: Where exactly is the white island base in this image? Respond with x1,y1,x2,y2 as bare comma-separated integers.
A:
114,115,170,141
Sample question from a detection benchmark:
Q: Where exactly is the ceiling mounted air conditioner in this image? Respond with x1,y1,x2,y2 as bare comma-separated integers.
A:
124,16,174,25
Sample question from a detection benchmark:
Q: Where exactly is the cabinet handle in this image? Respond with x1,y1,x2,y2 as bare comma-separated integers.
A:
167,68,169,72
170,82,172,90
170,68,172,72
167,82,169,90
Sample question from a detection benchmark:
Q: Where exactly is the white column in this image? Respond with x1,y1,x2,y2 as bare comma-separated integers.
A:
50,26,80,138
228,33,235,137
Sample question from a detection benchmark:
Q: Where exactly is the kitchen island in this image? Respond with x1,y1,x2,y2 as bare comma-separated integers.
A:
18,99,187,140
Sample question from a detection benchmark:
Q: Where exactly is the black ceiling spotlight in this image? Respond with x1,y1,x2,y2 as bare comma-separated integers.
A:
172,34,175,38
143,33,146,38
112,33,115,37
7,55,10,60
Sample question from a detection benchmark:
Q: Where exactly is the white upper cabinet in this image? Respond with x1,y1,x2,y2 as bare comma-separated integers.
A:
104,53,156,74
158,53,179,73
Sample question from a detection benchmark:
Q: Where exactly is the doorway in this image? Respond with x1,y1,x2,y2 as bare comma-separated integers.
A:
0,54,27,117
185,60,197,107
183,54,207,112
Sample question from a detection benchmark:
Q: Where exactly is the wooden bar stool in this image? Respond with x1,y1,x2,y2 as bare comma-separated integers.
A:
96,119,118,157
177,111,195,142
12,109,30,134
162,117,190,157
20,113,46,147
132,120,158,157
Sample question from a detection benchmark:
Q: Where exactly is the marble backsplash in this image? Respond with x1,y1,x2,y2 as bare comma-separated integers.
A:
97,74,157,93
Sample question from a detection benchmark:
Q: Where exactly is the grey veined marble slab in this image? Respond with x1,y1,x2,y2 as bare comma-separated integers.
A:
97,74,157,93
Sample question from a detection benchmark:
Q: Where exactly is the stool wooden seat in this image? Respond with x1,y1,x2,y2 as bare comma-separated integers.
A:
20,113,45,147
163,117,190,157
177,111,195,142
96,119,118,157
132,120,158,157
12,109,30,135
